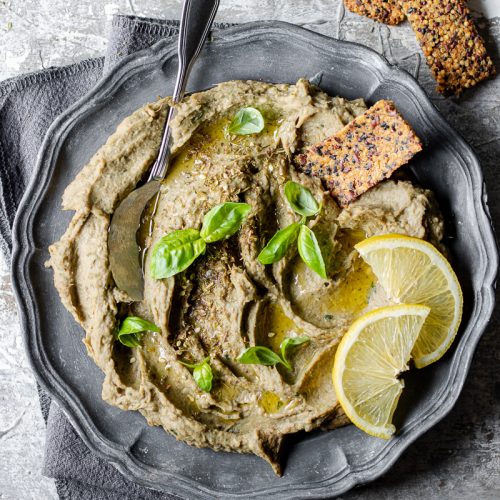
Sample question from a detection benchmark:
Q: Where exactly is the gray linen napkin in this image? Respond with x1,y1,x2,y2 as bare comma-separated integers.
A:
0,58,103,257
0,14,230,499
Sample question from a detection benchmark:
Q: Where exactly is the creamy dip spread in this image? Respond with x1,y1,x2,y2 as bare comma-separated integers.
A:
48,79,443,474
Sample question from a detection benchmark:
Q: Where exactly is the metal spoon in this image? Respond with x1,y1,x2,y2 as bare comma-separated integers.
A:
108,0,220,301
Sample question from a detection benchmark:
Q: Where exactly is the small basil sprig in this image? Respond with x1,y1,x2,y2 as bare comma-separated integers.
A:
200,202,251,243
237,346,283,366
258,181,326,278
257,223,301,265
180,357,213,392
151,229,206,279
297,225,327,279
237,335,310,370
228,107,265,135
151,202,251,279
284,181,320,217
280,336,310,368
116,316,160,347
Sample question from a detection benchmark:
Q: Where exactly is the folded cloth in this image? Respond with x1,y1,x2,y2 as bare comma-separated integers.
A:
0,58,103,257
0,14,232,499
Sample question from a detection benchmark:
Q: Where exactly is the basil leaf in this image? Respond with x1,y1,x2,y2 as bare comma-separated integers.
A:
180,357,213,392
258,223,300,265
284,181,320,217
280,336,310,367
200,202,251,243
228,107,265,135
150,228,206,279
179,360,196,369
117,316,160,347
237,346,284,366
193,362,213,392
119,316,161,334
117,332,142,348
297,225,327,279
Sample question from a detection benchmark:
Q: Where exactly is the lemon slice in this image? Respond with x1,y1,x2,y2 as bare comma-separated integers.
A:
333,305,430,438
355,234,463,368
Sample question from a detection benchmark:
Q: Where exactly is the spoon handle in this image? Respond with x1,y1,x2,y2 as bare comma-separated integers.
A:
149,0,220,181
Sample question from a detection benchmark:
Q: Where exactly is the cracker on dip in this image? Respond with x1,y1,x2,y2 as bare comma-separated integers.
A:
296,100,422,207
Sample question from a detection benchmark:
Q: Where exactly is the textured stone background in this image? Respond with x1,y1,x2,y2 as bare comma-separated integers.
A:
0,1,499,499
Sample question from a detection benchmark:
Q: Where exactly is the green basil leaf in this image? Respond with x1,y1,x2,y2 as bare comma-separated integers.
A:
179,355,209,370
237,346,284,366
280,336,310,367
117,316,160,347
284,181,320,217
200,202,251,243
228,107,265,135
117,332,142,348
150,228,206,279
193,362,213,392
179,360,197,370
258,223,300,265
119,316,161,334
297,225,327,279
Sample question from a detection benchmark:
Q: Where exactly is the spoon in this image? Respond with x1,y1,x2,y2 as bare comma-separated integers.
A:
108,0,220,301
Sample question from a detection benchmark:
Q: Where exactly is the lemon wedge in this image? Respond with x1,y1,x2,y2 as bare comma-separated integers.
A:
333,304,430,438
355,234,463,368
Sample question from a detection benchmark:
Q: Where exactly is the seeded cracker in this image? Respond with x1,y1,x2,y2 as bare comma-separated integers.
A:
296,100,422,207
400,0,496,95
344,0,405,25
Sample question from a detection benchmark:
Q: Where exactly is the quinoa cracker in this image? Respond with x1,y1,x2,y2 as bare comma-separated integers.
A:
296,100,422,207
344,0,405,25
400,0,496,94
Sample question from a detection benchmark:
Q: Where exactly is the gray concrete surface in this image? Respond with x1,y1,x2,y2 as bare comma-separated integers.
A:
0,1,499,499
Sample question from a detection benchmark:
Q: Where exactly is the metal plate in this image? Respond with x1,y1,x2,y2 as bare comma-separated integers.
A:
11,21,498,498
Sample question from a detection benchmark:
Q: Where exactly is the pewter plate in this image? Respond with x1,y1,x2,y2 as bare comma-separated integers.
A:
11,21,498,498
